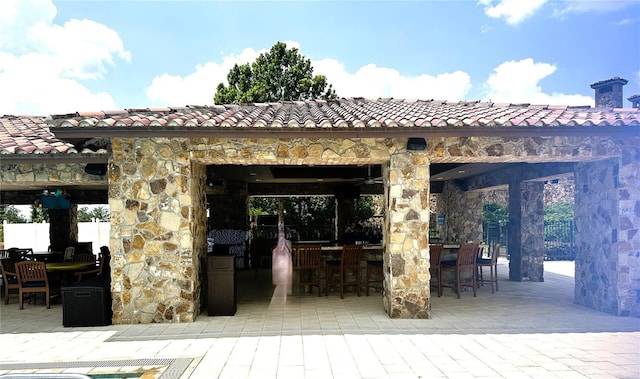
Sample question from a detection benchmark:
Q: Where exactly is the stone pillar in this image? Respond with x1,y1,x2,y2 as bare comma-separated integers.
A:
385,152,430,318
109,138,201,324
575,153,640,317
508,176,523,281
617,145,640,317
208,181,249,230
48,205,78,251
441,182,483,243
520,181,545,282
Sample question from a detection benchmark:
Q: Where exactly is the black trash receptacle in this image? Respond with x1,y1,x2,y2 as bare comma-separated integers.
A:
207,255,236,316
62,277,111,327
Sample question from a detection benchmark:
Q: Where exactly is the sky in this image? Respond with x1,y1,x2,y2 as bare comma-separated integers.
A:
0,0,639,116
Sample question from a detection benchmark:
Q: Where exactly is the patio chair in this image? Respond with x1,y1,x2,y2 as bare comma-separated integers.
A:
429,244,444,297
1,258,20,304
477,243,500,293
441,243,478,299
325,244,362,299
15,260,60,309
72,253,97,264
292,244,323,296
74,253,108,283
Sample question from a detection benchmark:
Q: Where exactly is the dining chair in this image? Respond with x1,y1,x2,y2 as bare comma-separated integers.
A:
15,260,61,309
1,258,20,304
63,246,75,261
441,243,478,299
292,244,323,296
325,244,362,299
75,254,108,283
476,243,500,293
429,244,444,297
365,256,384,296
72,253,97,264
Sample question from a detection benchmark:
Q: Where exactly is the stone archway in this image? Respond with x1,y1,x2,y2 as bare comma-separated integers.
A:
108,136,435,322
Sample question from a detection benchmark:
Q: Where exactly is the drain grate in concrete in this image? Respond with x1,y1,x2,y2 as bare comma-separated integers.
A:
0,358,194,379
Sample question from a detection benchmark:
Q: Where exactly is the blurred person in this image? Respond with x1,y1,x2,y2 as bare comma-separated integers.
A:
270,222,292,307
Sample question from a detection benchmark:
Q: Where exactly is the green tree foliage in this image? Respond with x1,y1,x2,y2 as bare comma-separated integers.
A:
483,203,508,224
30,205,49,223
78,206,110,222
214,42,337,104
0,205,27,242
1,205,27,223
544,202,574,221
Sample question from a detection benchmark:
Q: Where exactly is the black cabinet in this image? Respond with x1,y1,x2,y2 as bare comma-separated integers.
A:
62,278,111,327
207,255,237,316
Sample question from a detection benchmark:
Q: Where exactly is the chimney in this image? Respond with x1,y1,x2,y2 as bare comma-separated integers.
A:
628,94,640,109
590,77,628,108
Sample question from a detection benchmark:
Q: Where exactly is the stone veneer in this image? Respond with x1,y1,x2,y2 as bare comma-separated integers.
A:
574,146,640,316
103,134,639,322
1,133,630,322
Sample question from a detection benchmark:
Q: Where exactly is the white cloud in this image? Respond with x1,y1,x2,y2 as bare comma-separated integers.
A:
146,47,265,106
313,59,472,100
553,0,635,18
0,0,130,115
147,43,473,105
482,58,594,106
478,0,548,25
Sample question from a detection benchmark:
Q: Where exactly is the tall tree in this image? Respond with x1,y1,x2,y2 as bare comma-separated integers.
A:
214,42,337,104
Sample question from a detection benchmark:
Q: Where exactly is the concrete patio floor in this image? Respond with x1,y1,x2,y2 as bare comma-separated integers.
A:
0,260,638,378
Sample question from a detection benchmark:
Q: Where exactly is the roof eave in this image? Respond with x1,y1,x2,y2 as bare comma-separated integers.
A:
49,126,640,139
0,153,110,165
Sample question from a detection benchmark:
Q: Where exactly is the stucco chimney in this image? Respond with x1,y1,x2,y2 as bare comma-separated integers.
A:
590,77,628,108
628,94,640,109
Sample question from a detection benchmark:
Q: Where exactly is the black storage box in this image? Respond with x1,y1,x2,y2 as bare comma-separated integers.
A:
207,255,237,316
62,278,111,327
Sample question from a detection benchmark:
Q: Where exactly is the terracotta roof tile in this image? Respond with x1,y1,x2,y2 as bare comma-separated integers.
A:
0,116,77,155
2,99,640,157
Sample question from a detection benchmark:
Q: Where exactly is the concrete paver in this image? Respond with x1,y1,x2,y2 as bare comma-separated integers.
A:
0,261,638,378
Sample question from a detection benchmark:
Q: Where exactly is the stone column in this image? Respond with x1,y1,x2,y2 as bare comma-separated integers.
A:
617,146,640,317
385,152,430,318
520,181,545,281
574,159,627,315
109,137,201,324
508,175,523,281
441,182,483,243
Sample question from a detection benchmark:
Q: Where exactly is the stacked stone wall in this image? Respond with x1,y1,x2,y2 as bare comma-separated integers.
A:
617,144,640,317
574,159,619,314
109,138,200,323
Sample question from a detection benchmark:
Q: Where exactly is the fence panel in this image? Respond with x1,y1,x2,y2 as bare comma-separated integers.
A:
544,220,575,260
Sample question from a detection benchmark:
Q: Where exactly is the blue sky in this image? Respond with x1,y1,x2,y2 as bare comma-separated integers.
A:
1,0,639,116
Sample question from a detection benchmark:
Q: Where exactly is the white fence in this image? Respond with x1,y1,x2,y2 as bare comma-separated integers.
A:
3,220,110,253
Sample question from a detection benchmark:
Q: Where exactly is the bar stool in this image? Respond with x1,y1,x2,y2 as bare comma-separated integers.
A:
365,259,384,296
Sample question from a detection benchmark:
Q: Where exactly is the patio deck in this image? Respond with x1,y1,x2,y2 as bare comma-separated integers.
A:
1,260,638,378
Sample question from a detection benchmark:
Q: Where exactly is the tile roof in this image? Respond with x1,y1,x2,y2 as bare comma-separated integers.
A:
1,99,639,158
0,116,77,155
47,99,640,132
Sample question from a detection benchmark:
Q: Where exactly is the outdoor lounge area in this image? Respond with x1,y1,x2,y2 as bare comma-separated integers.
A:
1,261,639,378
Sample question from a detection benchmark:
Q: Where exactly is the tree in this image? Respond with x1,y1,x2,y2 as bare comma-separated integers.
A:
1,205,27,223
30,205,49,223
78,206,109,222
214,42,337,104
